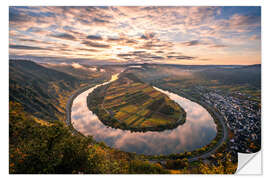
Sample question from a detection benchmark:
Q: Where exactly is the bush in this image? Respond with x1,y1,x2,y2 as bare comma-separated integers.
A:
9,102,93,173
129,160,169,174
165,158,189,170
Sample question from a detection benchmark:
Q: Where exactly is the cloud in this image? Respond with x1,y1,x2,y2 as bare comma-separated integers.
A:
50,33,76,40
117,50,167,62
9,44,47,50
17,38,53,46
9,10,32,23
167,55,196,60
181,40,227,49
82,40,110,48
65,29,86,37
86,35,103,40
125,39,138,44
210,44,227,48
230,13,260,27
155,50,164,54
182,40,201,46
71,62,85,69
199,58,211,61
117,53,133,57
107,37,125,43
140,41,171,50
89,67,97,71
150,55,164,60
249,35,261,41
9,6,261,65
60,62,68,65
140,32,156,40
76,48,100,52
27,27,49,35
92,17,110,24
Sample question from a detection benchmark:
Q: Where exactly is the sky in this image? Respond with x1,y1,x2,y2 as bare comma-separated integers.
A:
9,6,261,65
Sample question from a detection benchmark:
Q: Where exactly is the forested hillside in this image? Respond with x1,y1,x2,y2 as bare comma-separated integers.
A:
43,63,106,81
194,65,261,88
9,60,108,122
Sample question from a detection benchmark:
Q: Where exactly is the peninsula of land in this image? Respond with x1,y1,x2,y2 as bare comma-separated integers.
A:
87,72,186,132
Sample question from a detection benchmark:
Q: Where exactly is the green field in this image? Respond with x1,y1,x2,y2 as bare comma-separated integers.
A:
87,72,186,131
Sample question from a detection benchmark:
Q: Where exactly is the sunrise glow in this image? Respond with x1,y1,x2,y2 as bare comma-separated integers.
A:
9,6,261,65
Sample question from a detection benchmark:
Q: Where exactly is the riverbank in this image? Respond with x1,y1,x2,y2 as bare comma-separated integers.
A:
145,87,228,162
86,72,187,132
65,85,95,134
67,73,226,161
65,74,117,135
176,90,228,156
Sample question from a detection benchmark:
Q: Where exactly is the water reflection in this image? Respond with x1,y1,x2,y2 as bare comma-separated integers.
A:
71,77,217,155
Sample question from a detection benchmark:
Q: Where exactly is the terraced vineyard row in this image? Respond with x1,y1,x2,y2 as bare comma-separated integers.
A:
87,72,186,132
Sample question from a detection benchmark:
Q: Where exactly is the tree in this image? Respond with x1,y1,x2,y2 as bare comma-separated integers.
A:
165,158,189,170
199,153,237,174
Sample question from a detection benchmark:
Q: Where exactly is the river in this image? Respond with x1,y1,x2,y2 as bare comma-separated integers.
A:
71,73,217,155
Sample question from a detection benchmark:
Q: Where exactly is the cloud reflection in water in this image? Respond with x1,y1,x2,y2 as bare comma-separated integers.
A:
71,84,217,155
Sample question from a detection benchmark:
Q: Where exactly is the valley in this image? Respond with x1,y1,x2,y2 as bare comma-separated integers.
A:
9,60,260,174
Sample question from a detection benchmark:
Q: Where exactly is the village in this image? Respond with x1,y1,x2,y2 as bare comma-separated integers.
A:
199,87,261,153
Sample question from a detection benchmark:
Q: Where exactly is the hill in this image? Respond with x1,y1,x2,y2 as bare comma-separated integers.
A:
87,72,186,131
194,65,261,88
9,60,107,122
42,63,109,82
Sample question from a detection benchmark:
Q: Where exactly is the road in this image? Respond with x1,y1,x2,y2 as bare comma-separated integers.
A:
179,92,228,161
188,99,228,161
149,91,228,163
